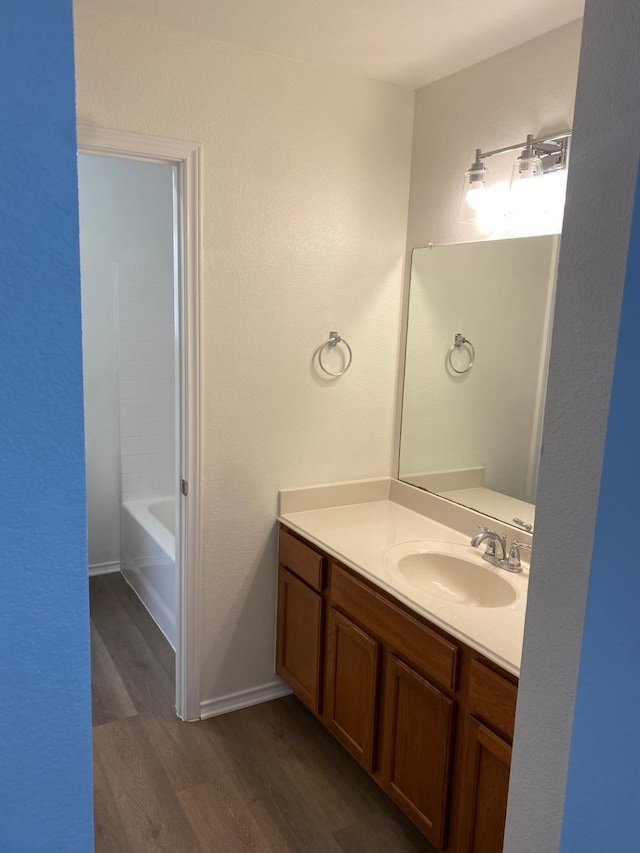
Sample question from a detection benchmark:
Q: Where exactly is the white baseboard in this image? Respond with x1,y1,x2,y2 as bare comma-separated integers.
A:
200,679,292,720
88,561,121,577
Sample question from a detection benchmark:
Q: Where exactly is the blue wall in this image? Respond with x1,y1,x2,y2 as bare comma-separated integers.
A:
561,166,640,849
0,2,94,850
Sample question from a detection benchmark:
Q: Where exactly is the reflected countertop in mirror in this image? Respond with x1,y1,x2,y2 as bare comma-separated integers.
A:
398,236,560,530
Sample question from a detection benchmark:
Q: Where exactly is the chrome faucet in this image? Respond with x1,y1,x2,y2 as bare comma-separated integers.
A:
470,525,507,565
471,525,530,573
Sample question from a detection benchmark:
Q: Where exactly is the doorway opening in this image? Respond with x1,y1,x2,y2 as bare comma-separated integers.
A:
77,127,202,721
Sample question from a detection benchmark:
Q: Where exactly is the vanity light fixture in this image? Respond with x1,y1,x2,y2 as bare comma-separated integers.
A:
458,130,571,230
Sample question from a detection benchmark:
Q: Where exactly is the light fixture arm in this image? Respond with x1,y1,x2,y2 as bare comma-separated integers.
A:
469,130,571,175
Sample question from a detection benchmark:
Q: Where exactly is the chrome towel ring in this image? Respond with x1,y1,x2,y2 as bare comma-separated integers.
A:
448,332,475,375
318,331,353,377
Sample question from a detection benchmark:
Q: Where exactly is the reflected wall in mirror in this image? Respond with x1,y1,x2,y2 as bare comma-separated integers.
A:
398,236,560,530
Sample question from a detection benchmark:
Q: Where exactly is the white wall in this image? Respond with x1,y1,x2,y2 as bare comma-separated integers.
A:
406,20,582,251
78,155,175,569
73,10,414,704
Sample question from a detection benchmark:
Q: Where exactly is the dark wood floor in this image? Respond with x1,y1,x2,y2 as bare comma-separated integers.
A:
90,573,436,852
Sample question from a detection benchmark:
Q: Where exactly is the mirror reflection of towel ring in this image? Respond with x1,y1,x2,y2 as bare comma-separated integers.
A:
448,333,475,374
318,331,353,377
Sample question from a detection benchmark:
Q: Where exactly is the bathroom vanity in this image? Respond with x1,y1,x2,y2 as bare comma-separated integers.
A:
276,480,528,853
273,236,556,850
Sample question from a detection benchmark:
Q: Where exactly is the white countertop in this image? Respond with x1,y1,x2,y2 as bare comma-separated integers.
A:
279,495,528,676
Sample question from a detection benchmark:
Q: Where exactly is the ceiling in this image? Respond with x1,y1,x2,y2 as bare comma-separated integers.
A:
73,0,584,89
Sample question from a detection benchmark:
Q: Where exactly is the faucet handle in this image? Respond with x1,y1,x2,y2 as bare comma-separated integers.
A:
506,539,532,571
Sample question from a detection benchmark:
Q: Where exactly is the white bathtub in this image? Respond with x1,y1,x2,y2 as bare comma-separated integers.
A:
121,496,176,649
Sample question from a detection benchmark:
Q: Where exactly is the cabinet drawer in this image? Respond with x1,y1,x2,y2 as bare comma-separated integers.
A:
331,562,458,693
279,526,325,591
468,658,518,741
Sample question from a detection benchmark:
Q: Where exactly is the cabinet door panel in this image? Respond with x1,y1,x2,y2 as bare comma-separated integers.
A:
460,717,512,853
276,567,323,714
382,654,454,849
325,607,380,771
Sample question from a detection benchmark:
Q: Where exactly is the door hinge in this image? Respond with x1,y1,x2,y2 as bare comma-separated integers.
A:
181,478,189,496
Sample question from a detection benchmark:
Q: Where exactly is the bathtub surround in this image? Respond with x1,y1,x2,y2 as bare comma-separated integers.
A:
0,1,94,849
79,154,179,675
78,154,175,571
117,259,176,503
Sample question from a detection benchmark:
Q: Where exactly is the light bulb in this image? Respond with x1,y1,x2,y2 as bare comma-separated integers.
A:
458,150,487,224
465,185,484,211
506,138,548,232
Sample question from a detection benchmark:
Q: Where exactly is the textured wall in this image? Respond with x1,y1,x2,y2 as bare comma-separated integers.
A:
406,20,582,250
79,154,175,568
0,2,94,850
504,1,640,850
73,9,414,704
560,168,640,851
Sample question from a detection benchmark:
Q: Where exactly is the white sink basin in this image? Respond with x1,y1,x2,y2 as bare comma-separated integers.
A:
384,542,517,608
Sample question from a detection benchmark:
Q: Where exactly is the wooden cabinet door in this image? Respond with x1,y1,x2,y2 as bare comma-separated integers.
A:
276,567,323,714
381,654,455,850
324,607,380,771
458,716,512,853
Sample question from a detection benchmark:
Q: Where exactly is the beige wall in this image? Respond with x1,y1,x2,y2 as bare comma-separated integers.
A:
395,23,583,472
406,20,583,250
73,9,414,706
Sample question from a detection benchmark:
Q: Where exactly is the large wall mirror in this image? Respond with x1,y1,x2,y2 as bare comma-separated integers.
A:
398,236,560,531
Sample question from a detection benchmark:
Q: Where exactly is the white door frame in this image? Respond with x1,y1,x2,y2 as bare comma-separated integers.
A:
77,126,202,721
